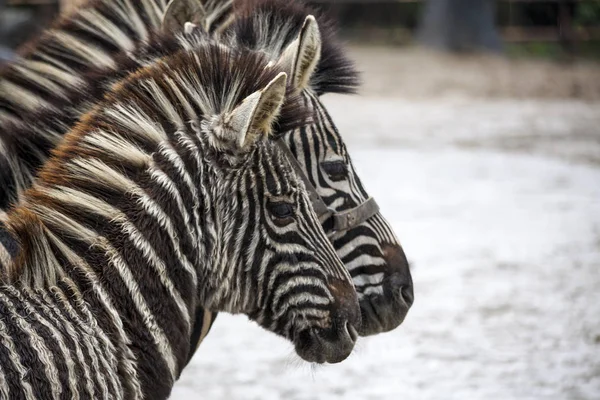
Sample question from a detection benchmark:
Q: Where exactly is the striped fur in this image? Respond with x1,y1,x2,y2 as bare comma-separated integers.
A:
0,0,169,124
0,0,411,357
0,0,233,208
0,0,170,207
0,219,14,282
1,44,359,399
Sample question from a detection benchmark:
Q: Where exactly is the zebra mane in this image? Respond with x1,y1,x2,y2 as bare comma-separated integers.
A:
4,43,308,287
227,0,360,95
14,0,168,60
1,0,168,100
0,27,309,209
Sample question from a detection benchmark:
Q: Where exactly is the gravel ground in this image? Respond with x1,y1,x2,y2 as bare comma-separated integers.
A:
349,46,600,101
171,47,600,400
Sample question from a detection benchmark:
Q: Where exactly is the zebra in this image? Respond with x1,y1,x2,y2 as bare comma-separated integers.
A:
0,42,361,400
220,0,414,336
0,0,413,354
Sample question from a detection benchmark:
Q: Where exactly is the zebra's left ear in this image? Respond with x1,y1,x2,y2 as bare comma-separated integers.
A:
278,15,322,93
212,72,288,151
162,0,206,33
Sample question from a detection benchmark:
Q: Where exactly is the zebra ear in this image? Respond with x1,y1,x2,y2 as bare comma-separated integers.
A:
162,0,206,33
215,72,288,151
278,15,322,92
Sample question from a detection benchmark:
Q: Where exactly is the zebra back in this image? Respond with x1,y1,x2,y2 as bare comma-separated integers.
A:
0,0,234,208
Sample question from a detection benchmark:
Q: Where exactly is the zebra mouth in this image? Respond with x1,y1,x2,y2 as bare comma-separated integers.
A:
294,321,359,364
358,287,411,336
290,272,361,363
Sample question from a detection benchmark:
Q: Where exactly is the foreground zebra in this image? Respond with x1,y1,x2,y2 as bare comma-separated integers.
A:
0,43,360,399
0,0,413,350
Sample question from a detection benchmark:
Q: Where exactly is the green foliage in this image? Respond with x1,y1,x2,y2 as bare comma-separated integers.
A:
575,2,600,26
506,41,600,61
506,42,563,59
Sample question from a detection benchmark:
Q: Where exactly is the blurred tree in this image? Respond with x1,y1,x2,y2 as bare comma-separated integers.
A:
417,0,503,53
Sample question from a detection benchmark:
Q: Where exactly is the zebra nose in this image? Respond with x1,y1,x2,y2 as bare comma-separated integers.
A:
328,277,361,329
357,244,414,336
293,277,360,364
294,315,359,364
391,270,414,308
382,244,414,309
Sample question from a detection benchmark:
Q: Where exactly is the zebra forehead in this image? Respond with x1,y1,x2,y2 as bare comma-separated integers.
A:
258,146,298,194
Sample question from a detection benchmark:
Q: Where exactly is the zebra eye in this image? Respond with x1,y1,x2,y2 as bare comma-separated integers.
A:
267,201,295,220
321,161,348,181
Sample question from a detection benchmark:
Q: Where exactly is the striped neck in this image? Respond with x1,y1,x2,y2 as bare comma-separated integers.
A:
5,79,217,389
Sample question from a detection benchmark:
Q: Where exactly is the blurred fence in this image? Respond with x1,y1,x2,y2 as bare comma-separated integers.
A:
2,0,600,54
310,0,599,47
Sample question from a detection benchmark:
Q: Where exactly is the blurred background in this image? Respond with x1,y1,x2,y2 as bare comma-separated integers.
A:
2,1,599,399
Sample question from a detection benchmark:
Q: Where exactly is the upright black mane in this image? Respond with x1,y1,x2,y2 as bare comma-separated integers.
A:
227,0,360,95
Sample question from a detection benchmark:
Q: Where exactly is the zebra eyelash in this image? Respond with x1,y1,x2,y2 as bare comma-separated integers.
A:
266,201,294,219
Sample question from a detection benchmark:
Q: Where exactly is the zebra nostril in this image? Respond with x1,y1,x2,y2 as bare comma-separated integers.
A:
346,321,358,342
400,285,414,307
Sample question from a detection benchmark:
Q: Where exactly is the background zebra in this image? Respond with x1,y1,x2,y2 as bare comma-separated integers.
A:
1,42,360,399
0,0,413,356
222,0,414,336
0,0,233,208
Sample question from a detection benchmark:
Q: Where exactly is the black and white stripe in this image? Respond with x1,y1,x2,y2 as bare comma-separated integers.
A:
0,0,234,208
1,43,359,399
0,0,166,207
0,0,411,359
0,0,169,123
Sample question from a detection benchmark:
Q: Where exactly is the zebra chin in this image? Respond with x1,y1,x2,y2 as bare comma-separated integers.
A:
357,243,414,336
293,277,361,364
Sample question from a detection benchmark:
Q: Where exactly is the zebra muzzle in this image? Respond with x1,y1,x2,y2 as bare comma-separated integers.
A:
293,277,360,364
357,243,414,336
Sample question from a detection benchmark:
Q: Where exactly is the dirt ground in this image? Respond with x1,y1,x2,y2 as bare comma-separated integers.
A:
171,47,600,400
350,46,600,101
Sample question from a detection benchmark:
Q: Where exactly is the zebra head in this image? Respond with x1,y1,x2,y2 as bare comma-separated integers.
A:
178,54,361,363
225,0,414,336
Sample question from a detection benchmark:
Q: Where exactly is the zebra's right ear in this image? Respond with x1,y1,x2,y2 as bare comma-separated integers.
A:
162,0,206,33
278,15,322,93
211,72,288,152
